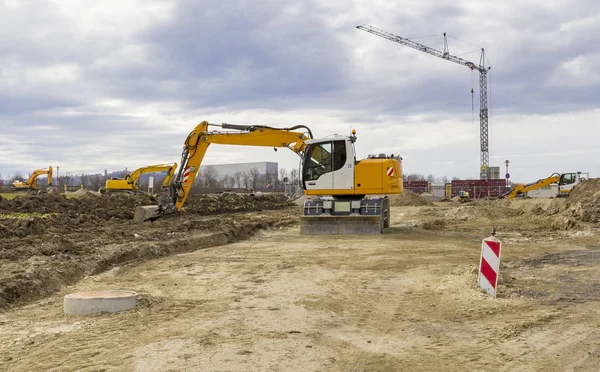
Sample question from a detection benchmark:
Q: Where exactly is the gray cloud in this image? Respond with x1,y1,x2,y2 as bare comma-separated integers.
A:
1,0,599,181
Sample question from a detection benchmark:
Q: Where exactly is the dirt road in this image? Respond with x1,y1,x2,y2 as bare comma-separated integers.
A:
1,197,599,371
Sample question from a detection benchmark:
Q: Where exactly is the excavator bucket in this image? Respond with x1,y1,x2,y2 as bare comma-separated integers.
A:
134,206,163,223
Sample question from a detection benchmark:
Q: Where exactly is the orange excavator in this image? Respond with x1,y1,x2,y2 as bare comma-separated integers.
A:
13,167,53,191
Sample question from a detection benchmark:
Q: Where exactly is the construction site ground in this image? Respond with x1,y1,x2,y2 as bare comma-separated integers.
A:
1,183,600,371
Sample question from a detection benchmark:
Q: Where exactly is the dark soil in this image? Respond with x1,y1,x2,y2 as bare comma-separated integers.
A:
0,192,298,310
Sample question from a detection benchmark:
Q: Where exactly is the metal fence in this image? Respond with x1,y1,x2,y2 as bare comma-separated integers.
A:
284,183,304,199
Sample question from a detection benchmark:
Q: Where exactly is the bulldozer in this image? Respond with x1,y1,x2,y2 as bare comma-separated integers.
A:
503,172,586,199
101,163,177,194
134,121,403,234
12,167,53,191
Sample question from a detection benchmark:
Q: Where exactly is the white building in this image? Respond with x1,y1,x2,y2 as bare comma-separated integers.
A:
200,162,278,178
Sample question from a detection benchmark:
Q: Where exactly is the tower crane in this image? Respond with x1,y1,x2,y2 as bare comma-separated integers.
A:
356,24,492,179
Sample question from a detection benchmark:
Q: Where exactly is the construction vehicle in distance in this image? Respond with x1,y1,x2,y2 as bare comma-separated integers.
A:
135,121,403,234
12,166,53,191
458,190,470,203
101,163,178,194
503,172,586,199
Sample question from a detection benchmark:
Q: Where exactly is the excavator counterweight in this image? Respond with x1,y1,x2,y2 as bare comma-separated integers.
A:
134,121,403,235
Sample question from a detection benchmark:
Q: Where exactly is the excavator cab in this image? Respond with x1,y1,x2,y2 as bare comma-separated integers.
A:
557,172,587,197
302,136,356,192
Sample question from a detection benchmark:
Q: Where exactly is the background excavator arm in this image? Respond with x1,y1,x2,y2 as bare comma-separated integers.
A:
503,173,560,199
126,163,178,190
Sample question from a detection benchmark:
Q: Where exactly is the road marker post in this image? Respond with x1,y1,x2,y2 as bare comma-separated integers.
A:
478,233,502,297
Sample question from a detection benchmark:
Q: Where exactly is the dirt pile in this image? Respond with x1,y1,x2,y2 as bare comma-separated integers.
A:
184,193,294,215
563,178,600,223
389,190,433,207
0,193,154,218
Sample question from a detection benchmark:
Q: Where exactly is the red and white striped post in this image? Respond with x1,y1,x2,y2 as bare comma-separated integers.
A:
478,236,502,297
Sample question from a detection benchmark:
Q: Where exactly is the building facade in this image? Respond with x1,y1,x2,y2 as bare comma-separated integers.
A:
200,162,278,178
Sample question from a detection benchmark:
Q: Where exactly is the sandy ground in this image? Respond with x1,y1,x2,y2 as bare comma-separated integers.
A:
1,197,600,371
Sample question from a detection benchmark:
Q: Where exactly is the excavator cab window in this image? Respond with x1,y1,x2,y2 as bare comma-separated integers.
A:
303,142,332,181
559,173,576,185
303,140,347,182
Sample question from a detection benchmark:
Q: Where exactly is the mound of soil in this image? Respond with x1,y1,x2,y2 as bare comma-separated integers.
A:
564,178,600,223
0,191,298,310
389,190,433,207
184,193,294,215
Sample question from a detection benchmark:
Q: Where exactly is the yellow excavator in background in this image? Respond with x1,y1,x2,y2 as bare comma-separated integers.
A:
135,121,404,234
13,166,53,191
102,163,178,194
503,172,585,199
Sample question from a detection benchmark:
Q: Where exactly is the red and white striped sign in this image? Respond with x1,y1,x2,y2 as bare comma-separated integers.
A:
386,166,394,177
478,237,502,297
182,167,192,185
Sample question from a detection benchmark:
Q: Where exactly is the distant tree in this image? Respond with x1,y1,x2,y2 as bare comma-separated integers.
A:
202,166,220,188
89,175,103,191
405,173,425,181
452,176,460,181
233,172,243,188
289,168,299,185
426,174,435,183
264,170,276,188
241,172,250,189
279,168,288,184
12,171,24,181
439,176,449,183
249,167,260,190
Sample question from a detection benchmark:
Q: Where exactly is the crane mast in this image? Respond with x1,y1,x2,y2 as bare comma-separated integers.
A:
356,24,491,179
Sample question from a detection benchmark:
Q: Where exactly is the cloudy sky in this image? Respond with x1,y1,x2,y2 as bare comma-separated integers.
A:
1,0,598,182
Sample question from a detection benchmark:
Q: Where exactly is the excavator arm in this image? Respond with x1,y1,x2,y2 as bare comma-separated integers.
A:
135,121,312,221
169,121,311,211
503,173,560,199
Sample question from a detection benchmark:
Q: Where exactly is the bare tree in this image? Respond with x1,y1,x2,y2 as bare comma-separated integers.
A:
12,171,24,181
426,174,435,183
89,175,103,190
203,166,220,188
289,168,299,185
248,167,260,190
405,173,426,181
278,168,288,187
233,172,243,188
241,172,251,189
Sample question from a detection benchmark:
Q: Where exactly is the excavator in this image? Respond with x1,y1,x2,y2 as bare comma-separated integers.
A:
12,166,53,191
102,163,178,194
503,172,585,199
134,121,403,234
